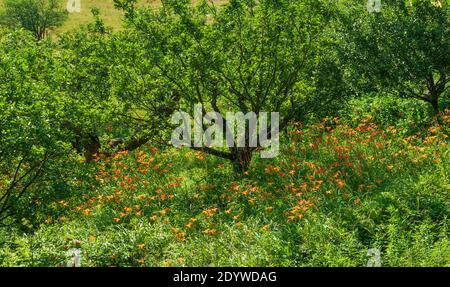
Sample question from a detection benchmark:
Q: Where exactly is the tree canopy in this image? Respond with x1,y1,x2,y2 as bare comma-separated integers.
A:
112,0,345,171
338,0,450,113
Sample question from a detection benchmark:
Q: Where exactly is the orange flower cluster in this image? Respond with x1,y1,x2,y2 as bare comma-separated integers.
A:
202,207,218,217
286,200,314,221
171,228,186,241
202,228,218,235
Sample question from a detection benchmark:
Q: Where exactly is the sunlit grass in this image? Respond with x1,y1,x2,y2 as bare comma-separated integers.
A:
0,0,229,37
59,0,228,35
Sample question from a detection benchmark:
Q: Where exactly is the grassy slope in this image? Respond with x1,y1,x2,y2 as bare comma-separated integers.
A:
0,0,228,35
55,0,156,34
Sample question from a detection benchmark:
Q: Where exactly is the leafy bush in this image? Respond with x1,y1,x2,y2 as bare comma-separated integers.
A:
340,94,433,134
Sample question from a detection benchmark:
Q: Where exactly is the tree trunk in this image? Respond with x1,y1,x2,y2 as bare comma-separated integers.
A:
431,97,439,115
231,147,253,174
83,134,101,162
426,74,442,115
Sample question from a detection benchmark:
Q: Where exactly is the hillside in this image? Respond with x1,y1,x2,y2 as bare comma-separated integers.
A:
1,0,228,35
55,0,156,33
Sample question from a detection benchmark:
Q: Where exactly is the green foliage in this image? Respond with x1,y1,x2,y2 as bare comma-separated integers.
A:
0,29,74,225
339,0,450,113
0,0,449,267
111,0,346,170
339,94,432,134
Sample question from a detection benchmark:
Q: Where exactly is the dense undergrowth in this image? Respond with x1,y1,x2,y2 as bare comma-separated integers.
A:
0,0,449,267
1,103,448,267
